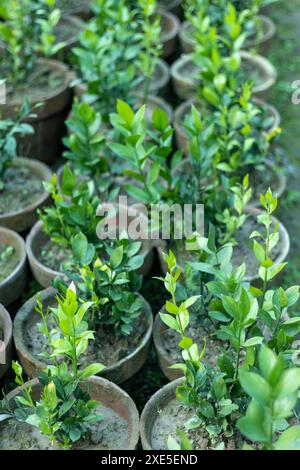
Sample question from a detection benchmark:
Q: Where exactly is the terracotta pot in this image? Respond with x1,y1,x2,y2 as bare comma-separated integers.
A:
0,228,27,307
246,15,276,56
0,158,52,232
160,10,180,59
55,15,85,62
171,52,277,101
174,96,280,155
140,378,182,450
179,16,276,56
0,376,139,450
159,0,183,18
1,59,72,163
14,287,153,384
0,305,12,379
156,207,290,284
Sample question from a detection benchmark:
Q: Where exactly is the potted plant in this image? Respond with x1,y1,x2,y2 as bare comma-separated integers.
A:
0,304,12,379
141,248,300,449
15,238,153,384
1,283,139,450
0,227,27,307
0,102,53,232
0,0,72,163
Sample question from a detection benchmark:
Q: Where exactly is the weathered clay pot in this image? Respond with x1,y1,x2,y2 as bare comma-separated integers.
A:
156,207,290,284
260,0,278,16
58,0,92,19
138,95,173,122
159,0,183,17
0,376,139,450
140,378,182,450
153,312,181,382
0,158,52,232
13,287,153,384
179,16,276,56
246,15,276,56
55,15,85,62
174,97,280,155
74,59,170,100
1,59,72,163
0,305,12,379
160,10,180,59
171,52,277,100
0,228,27,307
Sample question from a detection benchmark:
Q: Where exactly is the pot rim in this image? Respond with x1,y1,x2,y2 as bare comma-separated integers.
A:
0,304,12,354
160,10,181,43
0,227,27,289
159,0,182,10
13,286,153,378
58,14,85,46
0,158,52,221
140,377,183,450
3,375,140,450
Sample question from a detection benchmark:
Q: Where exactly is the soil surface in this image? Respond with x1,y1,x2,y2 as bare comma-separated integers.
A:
38,239,73,272
0,404,128,450
0,243,18,283
24,305,147,368
0,165,44,215
151,399,245,450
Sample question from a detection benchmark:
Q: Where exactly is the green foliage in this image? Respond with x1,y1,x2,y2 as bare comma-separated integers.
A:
0,100,34,189
0,284,104,448
237,345,300,450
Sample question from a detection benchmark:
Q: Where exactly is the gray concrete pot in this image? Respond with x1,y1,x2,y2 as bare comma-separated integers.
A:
0,228,27,307
0,158,52,232
159,0,182,17
171,52,277,100
0,376,139,450
161,10,180,59
55,15,85,62
13,287,153,384
0,304,12,379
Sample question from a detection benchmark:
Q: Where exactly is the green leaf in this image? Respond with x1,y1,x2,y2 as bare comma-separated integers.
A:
243,336,264,348
110,245,124,269
274,426,300,450
160,313,180,333
239,369,271,405
61,165,75,196
78,363,105,379
117,99,134,126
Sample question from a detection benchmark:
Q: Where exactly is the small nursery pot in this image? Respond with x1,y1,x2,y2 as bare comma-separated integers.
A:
180,16,276,56
140,378,183,450
159,0,183,17
174,97,280,155
0,305,12,379
0,158,52,233
160,10,180,59
0,376,139,450
171,52,277,101
1,59,72,163
0,228,27,307
13,287,153,384
55,15,85,62
246,15,276,56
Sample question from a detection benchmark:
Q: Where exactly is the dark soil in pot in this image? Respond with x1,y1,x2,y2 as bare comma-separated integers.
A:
160,10,180,59
0,158,52,232
0,304,12,379
0,228,27,307
14,288,153,384
140,379,247,450
0,59,72,163
153,313,225,381
0,376,139,450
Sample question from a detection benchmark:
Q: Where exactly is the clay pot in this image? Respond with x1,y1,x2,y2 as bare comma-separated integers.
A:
160,10,180,59
246,15,276,56
1,59,72,163
57,0,92,19
0,228,27,307
0,158,52,232
13,287,153,384
55,15,85,62
140,378,182,450
138,95,173,122
179,16,276,56
159,0,183,17
0,305,12,379
0,376,139,450
171,52,277,101
153,312,181,382
174,97,280,155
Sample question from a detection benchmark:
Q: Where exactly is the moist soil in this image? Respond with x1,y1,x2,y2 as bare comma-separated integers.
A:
0,404,128,450
25,306,148,368
38,239,73,272
6,62,65,104
0,165,44,215
151,399,246,450
0,243,19,283
159,319,225,368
